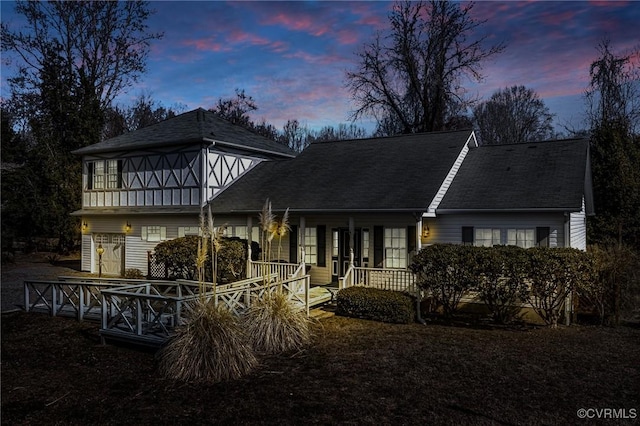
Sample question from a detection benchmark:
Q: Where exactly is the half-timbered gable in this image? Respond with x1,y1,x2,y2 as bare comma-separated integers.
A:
72,108,295,276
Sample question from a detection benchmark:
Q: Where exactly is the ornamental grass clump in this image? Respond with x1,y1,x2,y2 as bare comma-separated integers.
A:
242,291,311,354
158,301,257,383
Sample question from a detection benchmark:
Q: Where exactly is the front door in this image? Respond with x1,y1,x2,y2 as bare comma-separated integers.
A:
331,228,361,282
94,234,125,276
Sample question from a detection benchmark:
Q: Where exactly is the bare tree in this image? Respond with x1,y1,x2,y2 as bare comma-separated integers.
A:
346,0,504,135
586,39,640,134
210,89,258,128
585,40,640,248
2,1,163,113
473,85,554,145
281,120,310,153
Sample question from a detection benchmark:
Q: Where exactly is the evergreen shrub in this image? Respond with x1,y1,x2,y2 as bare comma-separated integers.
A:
336,286,415,324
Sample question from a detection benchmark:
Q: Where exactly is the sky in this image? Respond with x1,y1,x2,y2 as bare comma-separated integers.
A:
1,1,639,134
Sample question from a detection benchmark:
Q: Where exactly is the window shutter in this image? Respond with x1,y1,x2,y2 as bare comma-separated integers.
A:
536,227,550,247
373,226,384,268
407,225,416,255
141,226,147,241
462,227,474,245
87,162,94,190
317,225,326,267
117,160,123,188
289,225,298,264
160,227,167,241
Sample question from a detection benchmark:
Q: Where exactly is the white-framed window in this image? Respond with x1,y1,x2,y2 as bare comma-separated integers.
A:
507,228,535,248
93,161,105,189
304,227,317,265
362,229,370,256
106,160,120,189
227,225,248,239
88,159,122,190
384,228,407,268
475,228,501,247
332,230,339,257
178,226,201,237
142,226,166,242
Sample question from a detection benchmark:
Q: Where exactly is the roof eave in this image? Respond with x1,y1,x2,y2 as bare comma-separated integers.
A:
434,207,584,215
71,137,211,156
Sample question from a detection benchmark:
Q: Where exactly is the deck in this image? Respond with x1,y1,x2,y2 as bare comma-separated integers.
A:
23,273,335,347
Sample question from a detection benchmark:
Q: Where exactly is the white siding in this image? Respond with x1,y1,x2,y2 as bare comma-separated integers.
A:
429,213,566,247
569,197,587,250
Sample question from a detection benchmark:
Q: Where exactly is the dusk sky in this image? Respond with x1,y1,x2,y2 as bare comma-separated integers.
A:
2,1,639,134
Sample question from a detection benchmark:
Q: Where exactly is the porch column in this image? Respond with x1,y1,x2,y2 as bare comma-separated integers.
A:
348,217,355,268
246,215,253,278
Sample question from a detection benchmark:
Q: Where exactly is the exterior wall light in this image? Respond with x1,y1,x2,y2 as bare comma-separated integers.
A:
96,244,105,278
422,224,430,238
82,221,88,232
125,221,132,233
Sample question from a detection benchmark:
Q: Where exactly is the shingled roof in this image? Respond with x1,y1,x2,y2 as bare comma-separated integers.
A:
209,129,474,213
72,108,295,157
438,138,592,212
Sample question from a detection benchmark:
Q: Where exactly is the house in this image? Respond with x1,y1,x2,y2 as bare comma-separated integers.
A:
72,108,593,284
71,108,295,276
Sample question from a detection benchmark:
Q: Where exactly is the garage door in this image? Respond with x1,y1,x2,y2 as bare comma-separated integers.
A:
94,234,125,276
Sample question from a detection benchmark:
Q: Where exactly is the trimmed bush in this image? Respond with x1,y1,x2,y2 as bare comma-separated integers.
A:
153,235,247,282
242,291,311,354
158,301,257,383
336,286,415,324
526,247,594,328
476,246,529,324
410,244,479,318
123,268,145,279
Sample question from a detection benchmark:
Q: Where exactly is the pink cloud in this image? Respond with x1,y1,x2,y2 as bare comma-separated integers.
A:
182,38,227,52
265,11,331,37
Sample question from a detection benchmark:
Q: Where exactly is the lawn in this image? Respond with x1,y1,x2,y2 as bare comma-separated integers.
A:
1,311,639,425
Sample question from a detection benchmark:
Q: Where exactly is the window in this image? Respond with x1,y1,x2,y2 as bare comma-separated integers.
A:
142,226,166,242
227,226,248,239
362,229,370,255
475,228,501,247
384,228,407,268
88,160,123,190
332,230,339,257
93,161,104,189
507,228,535,248
304,227,317,264
178,226,200,237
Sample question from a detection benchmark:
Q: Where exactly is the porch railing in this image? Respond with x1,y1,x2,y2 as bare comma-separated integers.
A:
339,266,417,294
250,261,299,282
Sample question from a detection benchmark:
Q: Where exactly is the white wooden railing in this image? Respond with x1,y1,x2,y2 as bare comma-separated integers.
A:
339,264,416,294
24,271,310,346
250,261,299,282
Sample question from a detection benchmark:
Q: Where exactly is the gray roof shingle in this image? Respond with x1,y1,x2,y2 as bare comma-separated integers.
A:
209,130,473,213
438,138,589,212
72,108,295,157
